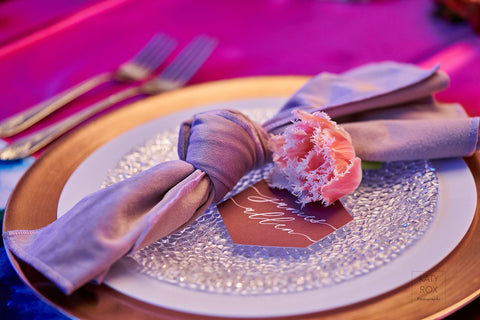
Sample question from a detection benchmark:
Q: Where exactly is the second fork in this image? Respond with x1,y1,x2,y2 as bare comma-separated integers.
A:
0,35,217,161
0,33,176,138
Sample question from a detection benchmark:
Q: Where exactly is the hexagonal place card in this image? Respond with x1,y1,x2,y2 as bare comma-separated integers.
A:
217,180,353,248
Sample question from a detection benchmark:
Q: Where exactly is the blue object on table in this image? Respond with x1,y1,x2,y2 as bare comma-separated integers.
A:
0,241,67,319
0,141,35,211
0,140,67,319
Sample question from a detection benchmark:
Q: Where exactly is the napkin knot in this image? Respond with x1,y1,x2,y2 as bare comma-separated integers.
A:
178,109,271,202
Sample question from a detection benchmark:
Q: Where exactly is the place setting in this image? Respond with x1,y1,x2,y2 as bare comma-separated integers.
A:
2,32,480,319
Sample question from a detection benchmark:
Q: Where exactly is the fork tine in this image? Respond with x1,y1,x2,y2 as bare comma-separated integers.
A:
161,36,216,82
145,38,177,69
173,38,217,83
133,34,165,63
159,35,217,84
133,33,177,71
167,36,216,82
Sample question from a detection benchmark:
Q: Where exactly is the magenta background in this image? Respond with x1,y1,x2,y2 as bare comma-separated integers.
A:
1,0,479,148
0,0,479,319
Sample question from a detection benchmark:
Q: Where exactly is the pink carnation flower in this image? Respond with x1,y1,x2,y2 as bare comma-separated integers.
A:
268,110,362,206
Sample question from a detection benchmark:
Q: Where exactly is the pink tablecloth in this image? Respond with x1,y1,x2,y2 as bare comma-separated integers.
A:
0,0,479,319
1,0,479,145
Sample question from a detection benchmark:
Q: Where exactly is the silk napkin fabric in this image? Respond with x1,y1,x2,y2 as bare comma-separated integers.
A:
3,61,479,295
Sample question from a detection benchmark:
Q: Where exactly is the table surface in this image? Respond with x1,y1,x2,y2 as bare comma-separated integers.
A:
1,0,479,319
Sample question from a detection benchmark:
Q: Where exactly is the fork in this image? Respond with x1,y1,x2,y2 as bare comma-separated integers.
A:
0,35,217,161
0,33,176,138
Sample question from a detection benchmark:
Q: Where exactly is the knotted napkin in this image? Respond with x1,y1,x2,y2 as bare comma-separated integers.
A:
3,61,479,294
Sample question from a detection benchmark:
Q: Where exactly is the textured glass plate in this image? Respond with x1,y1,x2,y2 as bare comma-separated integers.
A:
58,97,477,318
103,112,437,296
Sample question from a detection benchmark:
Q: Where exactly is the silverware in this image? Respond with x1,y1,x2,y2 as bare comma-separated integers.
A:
0,35,217,161
0,33,176,138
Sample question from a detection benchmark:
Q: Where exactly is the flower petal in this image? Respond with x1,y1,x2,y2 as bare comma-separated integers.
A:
268,110,362,206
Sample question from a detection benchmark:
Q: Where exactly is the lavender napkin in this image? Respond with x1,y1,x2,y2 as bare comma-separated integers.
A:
3,61,479,294
264,61,479,161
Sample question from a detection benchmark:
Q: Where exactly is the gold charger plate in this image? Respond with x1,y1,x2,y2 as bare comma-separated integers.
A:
3,76,480,319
